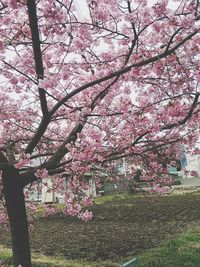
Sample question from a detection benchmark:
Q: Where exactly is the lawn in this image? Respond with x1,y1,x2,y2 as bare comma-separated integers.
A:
1,191,200,266
140,229,200,267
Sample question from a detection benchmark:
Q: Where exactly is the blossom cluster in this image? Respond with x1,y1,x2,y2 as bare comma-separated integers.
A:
15,154,31,169
0,0,200,231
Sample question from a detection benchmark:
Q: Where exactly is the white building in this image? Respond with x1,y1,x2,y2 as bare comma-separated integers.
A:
183,153,200,178
31,177,97,203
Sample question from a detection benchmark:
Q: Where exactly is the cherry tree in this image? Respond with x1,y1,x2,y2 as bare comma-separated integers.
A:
0,0,200,266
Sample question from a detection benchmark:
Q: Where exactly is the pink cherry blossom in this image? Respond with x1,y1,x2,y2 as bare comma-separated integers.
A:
82,197,93,207
78,210,93,222
44,204,57,217
15,154,31,169
0,0,200,264
190,170,199,177
35,169,48,179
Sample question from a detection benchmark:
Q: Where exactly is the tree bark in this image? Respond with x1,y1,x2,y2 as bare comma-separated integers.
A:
2,167,32,267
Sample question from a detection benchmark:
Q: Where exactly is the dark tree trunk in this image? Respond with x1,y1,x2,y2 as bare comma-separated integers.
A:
2,167,32,267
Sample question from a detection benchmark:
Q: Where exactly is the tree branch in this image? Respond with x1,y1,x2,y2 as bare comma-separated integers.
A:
25,0,50,153
25,117,51,154
25,15,199,155
0,151,12,170
162,93,200,130
39,88,49,116
3,61,37,84
43,121,85,169
51,30,198,115
27,0,44,79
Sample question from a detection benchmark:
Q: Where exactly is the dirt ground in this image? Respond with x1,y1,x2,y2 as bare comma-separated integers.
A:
1,193,200,261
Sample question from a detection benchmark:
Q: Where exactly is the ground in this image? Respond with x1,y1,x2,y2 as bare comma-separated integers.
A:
1,192,200,263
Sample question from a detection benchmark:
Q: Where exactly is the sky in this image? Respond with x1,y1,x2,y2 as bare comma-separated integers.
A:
74,0,180,20
74,0,90,21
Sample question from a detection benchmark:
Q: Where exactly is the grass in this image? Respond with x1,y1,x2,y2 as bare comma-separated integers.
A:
140,229,200,267
94,190,159,204
2,229,200,267
93,187,200,205
0,246,119,267
93,192,139,204
1,191,200,266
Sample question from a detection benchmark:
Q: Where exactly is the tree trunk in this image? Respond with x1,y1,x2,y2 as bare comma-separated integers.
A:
2,167,32,267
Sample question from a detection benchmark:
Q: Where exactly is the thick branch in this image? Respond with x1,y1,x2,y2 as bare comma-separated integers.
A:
0,151,8,164
51,30,198,115
0,151,13,170
19,172,37,188
40,31,199,167
25,117,51,154
39,88,49,116
27,0,43,79
26,28,198,155
25,0,50,152
0,163,13,170
43,122,84,169
44,75,122,168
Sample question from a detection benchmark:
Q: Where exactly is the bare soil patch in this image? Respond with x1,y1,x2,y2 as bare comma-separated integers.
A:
1,193,200,261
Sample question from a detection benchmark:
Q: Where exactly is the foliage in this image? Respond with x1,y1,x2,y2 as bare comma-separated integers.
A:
0,246,119,267
140,231,200,267
1,0,200,265
0,0,200,220
2,228,200,267
94,192,138,204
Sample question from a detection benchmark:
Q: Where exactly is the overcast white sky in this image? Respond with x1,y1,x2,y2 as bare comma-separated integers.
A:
74,0,180,21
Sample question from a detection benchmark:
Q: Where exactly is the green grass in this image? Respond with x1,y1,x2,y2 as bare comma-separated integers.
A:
140,230,200,267
94,192,148,204
0,246,119,267
2,191,200,266
93,187,200,205
2,229,200,267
